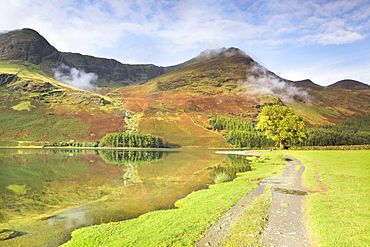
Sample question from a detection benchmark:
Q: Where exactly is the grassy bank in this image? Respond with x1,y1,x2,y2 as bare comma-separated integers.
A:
62,152,286,247
287,150,370,246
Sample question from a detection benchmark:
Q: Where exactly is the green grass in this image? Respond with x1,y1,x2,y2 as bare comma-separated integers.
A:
11,100,34,111
62,152,287,247
6,184,28,195
0,100,90,142
235,152,287,181
287,150,370,246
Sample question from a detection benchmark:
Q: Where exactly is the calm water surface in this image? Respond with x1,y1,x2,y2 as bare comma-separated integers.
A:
0,149,235,246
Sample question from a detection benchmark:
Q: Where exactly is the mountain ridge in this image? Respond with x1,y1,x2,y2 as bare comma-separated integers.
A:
1,28,370,148
1,28,368,89
328,79,370,90
0,28,181,87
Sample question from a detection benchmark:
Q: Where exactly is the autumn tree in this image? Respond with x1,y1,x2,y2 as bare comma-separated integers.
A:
256,105,307,149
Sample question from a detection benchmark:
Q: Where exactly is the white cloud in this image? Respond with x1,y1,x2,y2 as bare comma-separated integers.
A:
1,0,368,51
311,30,363,45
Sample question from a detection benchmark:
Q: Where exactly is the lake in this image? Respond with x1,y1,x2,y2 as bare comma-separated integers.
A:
0,148,250,246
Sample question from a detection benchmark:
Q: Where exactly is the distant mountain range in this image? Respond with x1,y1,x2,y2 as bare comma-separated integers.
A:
1,28,370,148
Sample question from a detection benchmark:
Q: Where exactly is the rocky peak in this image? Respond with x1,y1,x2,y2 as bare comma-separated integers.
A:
198,47,247,58
0,28,66,66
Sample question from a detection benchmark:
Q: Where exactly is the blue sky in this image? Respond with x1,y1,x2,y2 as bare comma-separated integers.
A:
1,0,369,85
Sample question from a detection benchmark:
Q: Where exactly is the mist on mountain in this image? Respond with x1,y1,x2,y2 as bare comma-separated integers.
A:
53,64,98,91
244,65,310,102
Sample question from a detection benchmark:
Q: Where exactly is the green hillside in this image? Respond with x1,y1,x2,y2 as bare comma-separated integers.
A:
0,62,127,147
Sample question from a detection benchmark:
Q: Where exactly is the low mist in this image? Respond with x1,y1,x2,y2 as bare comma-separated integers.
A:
244,65,310,102
197,47,248,59
53,64,98,91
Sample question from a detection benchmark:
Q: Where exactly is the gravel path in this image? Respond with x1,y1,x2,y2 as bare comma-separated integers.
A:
195,153,312,246
262,154,311,246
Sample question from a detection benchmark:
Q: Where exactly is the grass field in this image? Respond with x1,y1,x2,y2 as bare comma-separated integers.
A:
287,150,370,246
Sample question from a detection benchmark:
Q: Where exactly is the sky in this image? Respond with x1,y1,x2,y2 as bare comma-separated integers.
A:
1,0,370,86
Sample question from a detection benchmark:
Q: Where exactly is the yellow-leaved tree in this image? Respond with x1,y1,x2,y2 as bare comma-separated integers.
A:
256,105,307,149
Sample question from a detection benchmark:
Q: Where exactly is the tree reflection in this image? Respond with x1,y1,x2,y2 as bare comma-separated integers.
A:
210,154,251,184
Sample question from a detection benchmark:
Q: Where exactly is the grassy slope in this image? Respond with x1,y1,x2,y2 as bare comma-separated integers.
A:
62,153,286,247
287,150,370,246
0,62,126,144
103,53,264,148
285,84,370,126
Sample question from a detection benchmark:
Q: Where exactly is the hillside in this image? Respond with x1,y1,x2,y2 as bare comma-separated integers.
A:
1,28,370,148
0,62,128,147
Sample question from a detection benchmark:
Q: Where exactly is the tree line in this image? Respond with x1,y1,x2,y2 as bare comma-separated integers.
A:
209,115,274,148
49,141,99,147
49,133,164,149
98,133,164,148
209,115,255,132
291,114,370,147
210,112,370,148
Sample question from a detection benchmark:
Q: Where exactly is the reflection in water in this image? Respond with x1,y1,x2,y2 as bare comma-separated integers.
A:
123,163,135,187
99,150,165,187
210,154,251,183
99,150,163,164
0,149,228,246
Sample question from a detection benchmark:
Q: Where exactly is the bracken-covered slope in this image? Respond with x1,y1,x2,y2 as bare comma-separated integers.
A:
101,48,370,147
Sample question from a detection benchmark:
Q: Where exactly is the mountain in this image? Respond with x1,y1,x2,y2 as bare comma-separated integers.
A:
328,79,370,90
1,28,370,148
104,48,370,145
0,28,68,73
294,79,317,86
0,28,180,87
60,52,183,87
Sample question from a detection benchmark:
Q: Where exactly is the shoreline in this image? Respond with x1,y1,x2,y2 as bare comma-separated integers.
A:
215,150,271,155
0,146,257,151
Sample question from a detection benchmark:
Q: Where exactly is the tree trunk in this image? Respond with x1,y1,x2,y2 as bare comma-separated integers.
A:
279,140,285,150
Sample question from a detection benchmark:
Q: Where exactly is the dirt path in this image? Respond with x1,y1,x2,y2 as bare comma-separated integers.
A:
195,154,311,246
195,184,267,246
262,154,311,246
